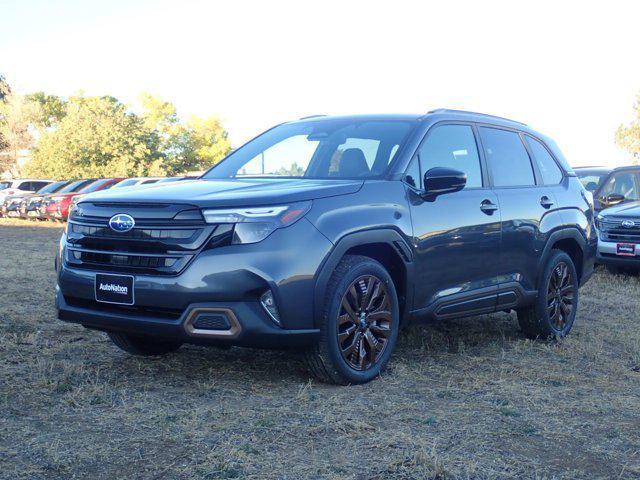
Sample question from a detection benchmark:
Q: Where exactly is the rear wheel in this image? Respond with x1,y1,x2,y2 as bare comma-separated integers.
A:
108,332,182,356
304,255,400,385
517,250,579,339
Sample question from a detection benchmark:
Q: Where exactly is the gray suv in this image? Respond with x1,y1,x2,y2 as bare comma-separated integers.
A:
56,110,596,384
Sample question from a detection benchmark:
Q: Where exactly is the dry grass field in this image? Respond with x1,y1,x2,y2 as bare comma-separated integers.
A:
1,217,639,479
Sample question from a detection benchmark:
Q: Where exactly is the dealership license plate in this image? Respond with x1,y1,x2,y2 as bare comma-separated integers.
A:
95,273,135,305
616,243,637,257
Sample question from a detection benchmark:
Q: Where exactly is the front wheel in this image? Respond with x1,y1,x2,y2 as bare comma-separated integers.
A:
517,250,579,339
304,255,400,385
108,332,182,356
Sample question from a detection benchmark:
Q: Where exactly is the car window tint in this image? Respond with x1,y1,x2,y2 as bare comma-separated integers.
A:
18,182,33,191
601,172,640,201
526,136,563,185
417,124,482,188
241,135,319,177
479,127,535,187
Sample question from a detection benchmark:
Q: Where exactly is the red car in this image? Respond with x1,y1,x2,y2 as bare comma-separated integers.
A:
45,178,123,221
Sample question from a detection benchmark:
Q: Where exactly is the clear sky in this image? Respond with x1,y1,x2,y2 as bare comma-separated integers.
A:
1,0,639,167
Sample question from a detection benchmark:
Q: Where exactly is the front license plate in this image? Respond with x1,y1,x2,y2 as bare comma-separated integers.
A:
95,273,134,305
616,243,637,256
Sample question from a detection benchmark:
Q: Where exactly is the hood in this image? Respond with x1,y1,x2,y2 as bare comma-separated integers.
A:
79,178,364,208
600,201,640,218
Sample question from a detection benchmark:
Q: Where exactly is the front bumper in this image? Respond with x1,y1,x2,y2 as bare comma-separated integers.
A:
597,239,640,268
56,288,319,348
56,218,331,348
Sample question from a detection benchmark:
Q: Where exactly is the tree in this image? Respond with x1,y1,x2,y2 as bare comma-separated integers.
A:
0,92,42,175
138,93,231,175
616,91,640,164
0,74,10,102
26,95,159,178
25,92,66,127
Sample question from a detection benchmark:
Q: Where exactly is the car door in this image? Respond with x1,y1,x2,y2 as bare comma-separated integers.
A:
478,126,560,294
407,123,502,315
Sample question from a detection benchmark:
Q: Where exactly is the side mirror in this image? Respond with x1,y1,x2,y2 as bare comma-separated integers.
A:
423,167,466,197
604,193,625,206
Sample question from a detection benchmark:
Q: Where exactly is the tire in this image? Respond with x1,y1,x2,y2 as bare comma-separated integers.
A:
517,250,579,340
108,332,182,356
304,255,400,385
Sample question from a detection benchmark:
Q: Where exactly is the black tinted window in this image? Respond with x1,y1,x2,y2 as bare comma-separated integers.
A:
417,125,482,188
525,136,563,185
479,127,535,187
18,182,33,191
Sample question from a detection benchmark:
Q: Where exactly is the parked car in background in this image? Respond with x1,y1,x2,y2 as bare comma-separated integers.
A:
1,180,70,218
19,180,72,219
111,177,163,189
575,166,640,212
40,179,97,221
68,178,124,212
46,178,122,221
0,179,53,207
58,110,596,384
596,201,640,273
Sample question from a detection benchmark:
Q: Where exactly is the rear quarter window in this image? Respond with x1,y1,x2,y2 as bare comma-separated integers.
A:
525,136,563,185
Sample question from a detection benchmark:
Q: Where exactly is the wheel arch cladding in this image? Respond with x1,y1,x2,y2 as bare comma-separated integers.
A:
542,229,585,283
313,229,413,327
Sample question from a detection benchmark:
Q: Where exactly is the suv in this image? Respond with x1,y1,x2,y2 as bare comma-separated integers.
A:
575,166,640,212
56,110,596,384
595,202,640,273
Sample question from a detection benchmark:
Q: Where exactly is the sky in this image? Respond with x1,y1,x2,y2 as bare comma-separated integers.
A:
1,0,639,167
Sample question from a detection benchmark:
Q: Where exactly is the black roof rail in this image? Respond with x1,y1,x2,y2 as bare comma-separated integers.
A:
299,114,327,120
427,108,527,126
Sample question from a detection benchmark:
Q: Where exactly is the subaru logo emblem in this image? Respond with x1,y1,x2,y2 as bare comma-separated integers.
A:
621,220,636,228
109,214,135,233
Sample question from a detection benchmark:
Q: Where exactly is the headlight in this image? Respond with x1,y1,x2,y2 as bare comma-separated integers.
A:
202,201,312,244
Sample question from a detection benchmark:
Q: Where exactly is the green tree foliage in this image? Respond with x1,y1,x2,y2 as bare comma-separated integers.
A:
25,91,66,127
0,92,43,174
138,93,231,175
616,91,640,164
21,91,231,178
27,95,158,179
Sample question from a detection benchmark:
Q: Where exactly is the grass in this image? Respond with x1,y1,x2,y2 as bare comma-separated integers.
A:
1,217,639,479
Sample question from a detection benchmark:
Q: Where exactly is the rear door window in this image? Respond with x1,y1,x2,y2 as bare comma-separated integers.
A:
479,127,535,187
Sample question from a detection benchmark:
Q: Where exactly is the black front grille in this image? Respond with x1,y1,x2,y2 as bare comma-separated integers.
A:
67,248,189,272
64,203,233,275
599,217,640,242
71,223,199,241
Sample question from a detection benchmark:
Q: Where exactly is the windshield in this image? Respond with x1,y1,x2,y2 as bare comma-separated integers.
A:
37,181,67,195
0,182,11,190
203,119,416,180
576,170,609,192
58,179,95,194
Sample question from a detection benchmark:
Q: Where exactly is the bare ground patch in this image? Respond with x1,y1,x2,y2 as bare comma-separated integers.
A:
1,218,639,479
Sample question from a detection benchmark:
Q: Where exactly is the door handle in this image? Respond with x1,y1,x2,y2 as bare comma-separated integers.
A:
540,196,554,209
480,199,498,215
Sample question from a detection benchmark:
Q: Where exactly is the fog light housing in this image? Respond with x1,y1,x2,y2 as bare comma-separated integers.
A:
260,290,281,326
